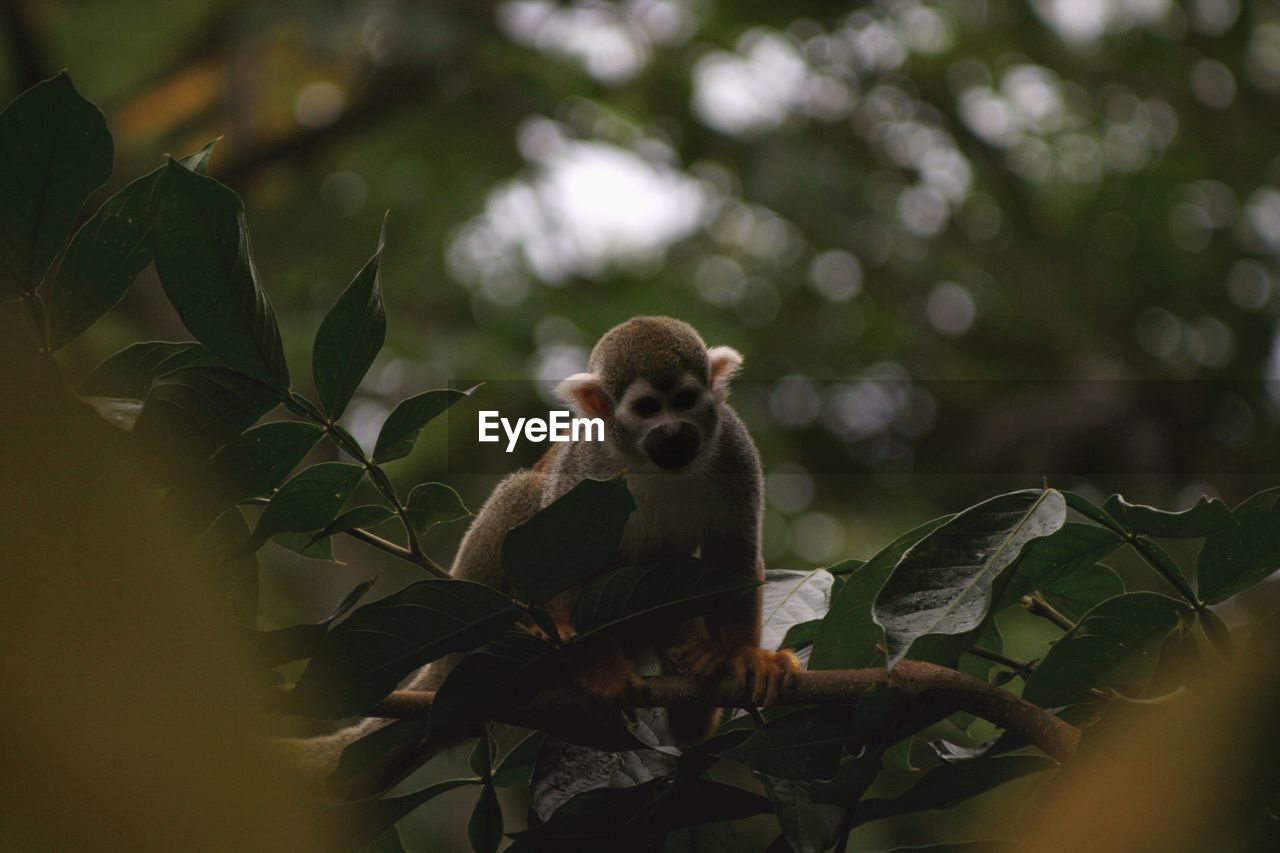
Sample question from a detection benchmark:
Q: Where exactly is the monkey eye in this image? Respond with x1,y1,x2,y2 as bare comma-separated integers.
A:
671,388,699,410
631,396,660,417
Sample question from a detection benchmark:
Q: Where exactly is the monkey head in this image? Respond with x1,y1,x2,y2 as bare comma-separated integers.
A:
556,316,742,473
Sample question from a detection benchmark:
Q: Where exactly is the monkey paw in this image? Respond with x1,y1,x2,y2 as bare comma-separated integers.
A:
577,661,644,723
683,645,800,707
530,618,577,645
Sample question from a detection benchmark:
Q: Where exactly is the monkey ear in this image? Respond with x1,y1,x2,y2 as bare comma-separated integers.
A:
557,373,613,418
707,346,743,401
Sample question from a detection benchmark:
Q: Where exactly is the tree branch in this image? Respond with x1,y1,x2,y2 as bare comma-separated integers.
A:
342,662,1081,763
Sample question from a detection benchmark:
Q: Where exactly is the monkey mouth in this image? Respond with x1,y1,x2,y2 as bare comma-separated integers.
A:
647,447,699,470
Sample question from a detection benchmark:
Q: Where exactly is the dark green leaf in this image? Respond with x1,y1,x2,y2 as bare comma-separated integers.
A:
726,706,864,781
133,366,280,458
824,559,866,576
313,222,386,419
405,482,471,533
81,341,217,399
308,505,397,546
780,619,820,651
503,475,636,605
245,461,364,551
494,732,547,787
996,523,1123,610
756,773,846,853
199,507,258,624
1197,486,1280,603
806,750,881,806
854,755,1056,825
664,822,739,853
329,718,433,796
364,825,408,853
1022,592,1189,708
152,159,289,388
372,388,468,463
240,579,374,667
293,579,522,718
1101,494,1230,539
48,145,215,348
809,516,952,670
430,630,560,739
178,421,323,523
326,777,479,851
468,783,503,853
516,779,770,844
0,72,112,298
271,532,336,561
875,490,1066,669
1039,563,1124,621
572,557,759,639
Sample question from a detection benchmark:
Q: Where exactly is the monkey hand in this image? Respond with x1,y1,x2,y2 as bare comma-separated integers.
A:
567,635,644,722
672,639,800,707
529,616,577,645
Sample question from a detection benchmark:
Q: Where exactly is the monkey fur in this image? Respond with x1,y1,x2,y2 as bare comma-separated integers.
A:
292,317,797,779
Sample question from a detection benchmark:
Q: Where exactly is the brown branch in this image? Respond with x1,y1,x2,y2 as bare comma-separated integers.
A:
345,662,1081,763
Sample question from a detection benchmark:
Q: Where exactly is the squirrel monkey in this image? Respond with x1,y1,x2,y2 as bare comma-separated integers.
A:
298,317,796,774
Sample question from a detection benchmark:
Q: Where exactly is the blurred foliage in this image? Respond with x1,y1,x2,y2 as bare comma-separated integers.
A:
4,3,1280,849
6,0,1280,567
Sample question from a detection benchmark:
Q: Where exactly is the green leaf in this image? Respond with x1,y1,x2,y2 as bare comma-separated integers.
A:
178,421,323,523
874,490,1066,669
516,779,770,844
494,732,546,787
468,783,503,853
727,707,857,781
271,532,336,561
1101,494,1230,539
502,476,636,605
81,341,217,399
241,579,374,667
0,72,112,299
405,482,471,533
809,516,952,670
429,630,560,739
727,692,905,781
372,388,469,463
244,461,364,551
572,557,760,639
152,159,289,389
48,145,215,348
996,522,1123,610
199,507,259,625
1022,592,1189,708
133,366,280,458
313,222,386,418
1197,486,1280,603
1039,563,1125,621
292,579,522,718
307,505,397,546
854,755,1056,825
756,773,847,853
326,777,479,851
780,619,820,651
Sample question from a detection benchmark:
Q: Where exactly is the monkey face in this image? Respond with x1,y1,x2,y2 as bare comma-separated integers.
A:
614,377,718,472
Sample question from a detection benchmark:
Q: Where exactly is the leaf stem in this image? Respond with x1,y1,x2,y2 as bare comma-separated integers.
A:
284,393,450,578
1019,593,1075,631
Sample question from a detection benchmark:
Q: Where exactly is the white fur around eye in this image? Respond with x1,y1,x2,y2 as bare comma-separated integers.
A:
707,346,743,400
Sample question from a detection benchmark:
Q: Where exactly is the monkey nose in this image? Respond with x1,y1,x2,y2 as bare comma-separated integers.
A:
644,422,701,469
